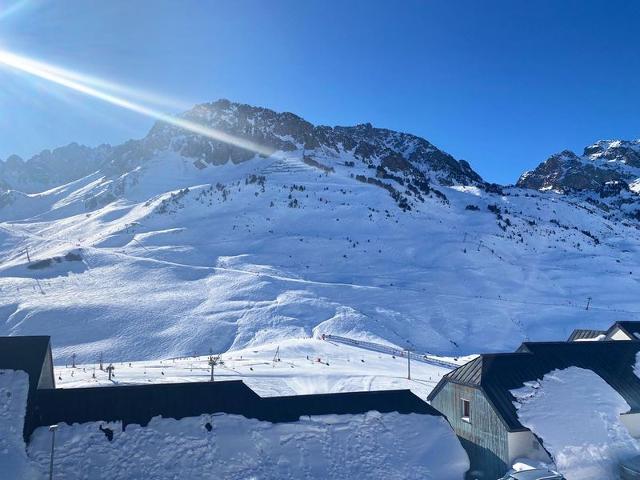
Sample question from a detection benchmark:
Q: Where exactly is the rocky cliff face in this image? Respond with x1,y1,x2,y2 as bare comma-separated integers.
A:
0,143,113,193
144,99,484,187
517,140,640,194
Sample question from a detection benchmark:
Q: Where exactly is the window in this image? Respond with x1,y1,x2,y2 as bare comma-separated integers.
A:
461,398,471,422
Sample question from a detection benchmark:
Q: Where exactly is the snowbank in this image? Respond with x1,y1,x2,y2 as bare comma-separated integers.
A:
27,411,468,480
0,369,42,480
511,367,640,479
634,351,640,379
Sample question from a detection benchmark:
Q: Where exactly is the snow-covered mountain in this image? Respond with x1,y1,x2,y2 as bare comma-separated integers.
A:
1,100,639,362
517,140,640,221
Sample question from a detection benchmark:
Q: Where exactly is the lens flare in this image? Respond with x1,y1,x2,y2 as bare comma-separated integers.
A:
0,0,32,22
1,54,191,111
0,49,274,156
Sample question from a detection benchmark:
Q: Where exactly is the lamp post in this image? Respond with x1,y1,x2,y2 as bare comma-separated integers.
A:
48,424,58,480
406,341,414,380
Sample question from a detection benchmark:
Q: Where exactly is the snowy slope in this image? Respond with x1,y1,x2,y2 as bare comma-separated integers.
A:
1,100,640,363
53,338,465,401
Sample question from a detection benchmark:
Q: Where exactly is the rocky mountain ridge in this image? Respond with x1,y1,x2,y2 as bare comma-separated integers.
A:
517,140,640,193
516,139,640,222
0,100,483,197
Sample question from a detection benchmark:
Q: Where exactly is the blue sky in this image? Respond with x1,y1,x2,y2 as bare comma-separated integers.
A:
0,0,638,184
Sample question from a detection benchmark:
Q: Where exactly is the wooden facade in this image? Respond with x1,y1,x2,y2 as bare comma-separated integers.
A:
430,382,509,479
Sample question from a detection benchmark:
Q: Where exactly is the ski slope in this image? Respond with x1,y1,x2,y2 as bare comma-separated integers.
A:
1,102,640,364
54,338,468,401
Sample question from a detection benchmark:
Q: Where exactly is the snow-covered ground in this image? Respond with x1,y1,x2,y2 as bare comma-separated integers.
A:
54,338,467,401
1,145,640,365
512,367,640,479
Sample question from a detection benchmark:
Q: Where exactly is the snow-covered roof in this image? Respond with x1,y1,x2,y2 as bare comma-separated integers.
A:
429,341,640,432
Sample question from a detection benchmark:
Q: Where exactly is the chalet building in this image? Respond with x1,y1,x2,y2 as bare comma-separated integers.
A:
428,340,640,479
567,320,640,342
0,336,446,444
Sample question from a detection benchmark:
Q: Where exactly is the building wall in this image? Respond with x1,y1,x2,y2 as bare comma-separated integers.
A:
37,347,55,389
431,383,510,479
607,327,632,341
507,430,551,464
621,413,640,437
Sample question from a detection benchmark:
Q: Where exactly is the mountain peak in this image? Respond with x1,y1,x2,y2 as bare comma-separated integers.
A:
143,99,484,187
517,140,640,193
583,139,640,167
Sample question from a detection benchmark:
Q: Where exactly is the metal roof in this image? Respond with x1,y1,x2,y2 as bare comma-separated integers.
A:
429,341,640,432
30,381,441,439
441,355,483,386
0,336,51,391
567,329,605,341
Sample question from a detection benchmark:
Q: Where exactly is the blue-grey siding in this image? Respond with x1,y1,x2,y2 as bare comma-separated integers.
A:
430,382,509,479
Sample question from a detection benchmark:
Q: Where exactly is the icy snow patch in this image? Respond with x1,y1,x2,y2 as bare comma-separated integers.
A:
511,367,640,480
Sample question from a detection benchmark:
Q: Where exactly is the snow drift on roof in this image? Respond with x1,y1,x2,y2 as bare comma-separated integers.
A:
511,366,640,480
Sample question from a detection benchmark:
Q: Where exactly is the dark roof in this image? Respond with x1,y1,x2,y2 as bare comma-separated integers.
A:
567,329,605,341
611,321,640,339
0,336,51,391
30,380,440,440
429,341,640,432
440,355,483,386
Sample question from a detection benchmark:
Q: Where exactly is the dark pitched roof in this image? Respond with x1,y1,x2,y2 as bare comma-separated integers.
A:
0,336,51,391
429,341,640,432
440,355,483,386
567,329,606,341
611,321,640,339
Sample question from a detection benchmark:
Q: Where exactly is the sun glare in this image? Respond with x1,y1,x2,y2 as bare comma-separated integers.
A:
0,49,274,156
0,0,31,22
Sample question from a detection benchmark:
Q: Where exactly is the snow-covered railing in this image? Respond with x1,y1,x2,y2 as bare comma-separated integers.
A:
321,334,458,369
